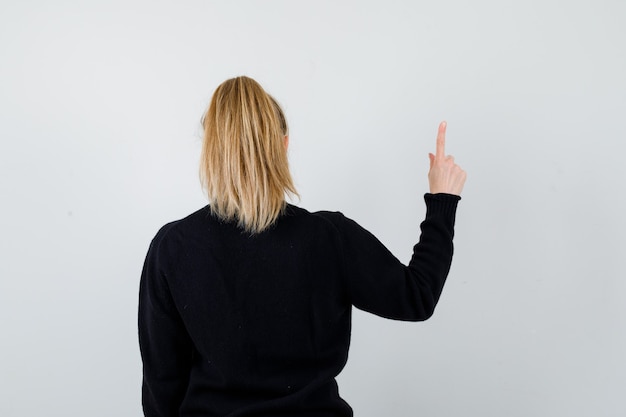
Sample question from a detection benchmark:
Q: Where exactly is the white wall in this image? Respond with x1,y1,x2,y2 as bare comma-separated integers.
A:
1,1,624,416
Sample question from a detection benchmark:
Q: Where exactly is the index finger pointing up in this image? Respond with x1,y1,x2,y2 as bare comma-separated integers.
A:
436,121,447,159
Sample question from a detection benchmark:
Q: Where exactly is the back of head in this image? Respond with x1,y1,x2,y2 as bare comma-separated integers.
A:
200,76,298,234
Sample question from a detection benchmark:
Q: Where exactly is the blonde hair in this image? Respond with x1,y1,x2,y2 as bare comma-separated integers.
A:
200,76,298,234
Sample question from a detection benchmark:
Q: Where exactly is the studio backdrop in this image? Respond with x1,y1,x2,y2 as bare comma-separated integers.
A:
0,1,624,416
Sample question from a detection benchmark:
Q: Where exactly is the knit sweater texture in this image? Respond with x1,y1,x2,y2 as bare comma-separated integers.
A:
139,193,460,416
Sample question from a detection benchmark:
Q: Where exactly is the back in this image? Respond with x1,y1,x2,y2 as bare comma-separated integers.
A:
139,194,460,416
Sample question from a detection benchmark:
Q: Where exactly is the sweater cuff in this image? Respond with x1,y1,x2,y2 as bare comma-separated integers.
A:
423,193,461,219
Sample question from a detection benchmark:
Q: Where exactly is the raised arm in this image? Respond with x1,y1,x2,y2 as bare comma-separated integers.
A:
328,122,465,320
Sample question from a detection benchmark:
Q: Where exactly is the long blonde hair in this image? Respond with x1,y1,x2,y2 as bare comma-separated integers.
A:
200,76,298,234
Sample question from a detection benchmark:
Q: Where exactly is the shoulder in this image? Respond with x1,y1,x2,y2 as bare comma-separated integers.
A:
148,206,211,254
284,204,349,231
283,205,373,247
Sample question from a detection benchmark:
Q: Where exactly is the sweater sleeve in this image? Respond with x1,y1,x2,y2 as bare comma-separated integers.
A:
330,193,460,321
138,224,194,417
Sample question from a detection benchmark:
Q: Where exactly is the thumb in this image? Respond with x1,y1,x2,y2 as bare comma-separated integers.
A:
428,153,435,168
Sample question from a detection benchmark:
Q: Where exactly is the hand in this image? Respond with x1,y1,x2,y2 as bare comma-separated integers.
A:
428,121,467,196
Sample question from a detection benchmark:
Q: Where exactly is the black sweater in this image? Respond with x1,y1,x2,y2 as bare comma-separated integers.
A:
139,193,460,416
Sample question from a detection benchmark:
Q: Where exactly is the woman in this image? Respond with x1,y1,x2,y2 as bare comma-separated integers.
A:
138,76,466,417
